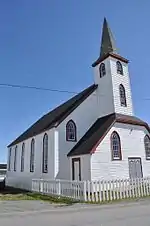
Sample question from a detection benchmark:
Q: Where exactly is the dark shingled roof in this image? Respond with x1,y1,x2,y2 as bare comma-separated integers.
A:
67,113,150,157
8,84,97,147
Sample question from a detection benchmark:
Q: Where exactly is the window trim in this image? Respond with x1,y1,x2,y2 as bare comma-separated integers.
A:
14,145,17,171
99,63,106,78
8,148,11,171
144,135,150,160
119,84,127,107
21,143,25,172
30,138,35,173
42,133,48,173
111,131,122,161
116,61,123,75
66,120,77,142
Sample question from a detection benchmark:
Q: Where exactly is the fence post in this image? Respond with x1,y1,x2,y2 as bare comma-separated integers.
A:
87,180,91,202
83,181,87,202
58,179,61,197
40,179,43,194
38,180,41,193
31,179,34,192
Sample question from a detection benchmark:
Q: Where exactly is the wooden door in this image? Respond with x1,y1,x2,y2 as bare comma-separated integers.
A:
128,158,143,179
72,158,81,181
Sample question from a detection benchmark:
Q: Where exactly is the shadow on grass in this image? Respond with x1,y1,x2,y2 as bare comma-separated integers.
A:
0,186,28,195
0,186,79,205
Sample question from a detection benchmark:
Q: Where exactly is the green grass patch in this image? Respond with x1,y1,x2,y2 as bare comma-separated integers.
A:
0,186,78,204
1,186,150,205
85,195,150,205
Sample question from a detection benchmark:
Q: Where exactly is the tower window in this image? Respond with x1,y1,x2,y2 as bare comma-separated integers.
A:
119,84,127,107
99,63,106,78
116,61,123,75
144,135,150,160
111,131,122,160
66,120,77,141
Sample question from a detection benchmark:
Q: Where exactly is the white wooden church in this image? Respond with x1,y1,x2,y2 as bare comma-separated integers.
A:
6,18,150,190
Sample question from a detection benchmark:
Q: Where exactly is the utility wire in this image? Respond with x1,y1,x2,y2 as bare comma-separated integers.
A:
0,83,77,94
0,82,150,101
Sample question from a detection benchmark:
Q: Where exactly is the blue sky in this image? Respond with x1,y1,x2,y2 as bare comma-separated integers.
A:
0,0,150,162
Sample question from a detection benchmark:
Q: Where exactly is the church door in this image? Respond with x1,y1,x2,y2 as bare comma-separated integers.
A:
128,158,143,179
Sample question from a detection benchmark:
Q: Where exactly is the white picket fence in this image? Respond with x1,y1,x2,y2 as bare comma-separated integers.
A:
32,179,85,201
32,177,150,203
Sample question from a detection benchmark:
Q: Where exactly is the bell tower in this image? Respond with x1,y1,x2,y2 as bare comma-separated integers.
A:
93,18,133,117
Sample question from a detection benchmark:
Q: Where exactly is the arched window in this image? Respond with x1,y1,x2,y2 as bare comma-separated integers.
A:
111,132,122,160
119,84,127,107
116,61,123,75
30,139,35,172
144,135,150,160
99,63,106,78
14,146,17,171
8,148,11,171
66,120,77,141
21,143,25,172
43,133,48,173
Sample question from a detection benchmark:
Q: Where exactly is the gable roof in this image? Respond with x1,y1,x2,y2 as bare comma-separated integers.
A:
67,113,150,157
8,84,97,147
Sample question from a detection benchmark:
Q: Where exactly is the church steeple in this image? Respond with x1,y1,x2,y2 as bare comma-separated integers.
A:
93,18,133,117
92,17,128,67
100,17,118,58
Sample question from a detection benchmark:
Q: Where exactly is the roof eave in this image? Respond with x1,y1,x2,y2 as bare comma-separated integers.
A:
116,118,150,133
92,53,129,67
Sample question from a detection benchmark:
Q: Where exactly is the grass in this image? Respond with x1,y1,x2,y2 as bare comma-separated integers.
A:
85,195,150,205
0,186,78,204
1,186,150,206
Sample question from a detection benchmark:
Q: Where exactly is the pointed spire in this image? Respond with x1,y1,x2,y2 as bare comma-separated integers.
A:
100,18,118,58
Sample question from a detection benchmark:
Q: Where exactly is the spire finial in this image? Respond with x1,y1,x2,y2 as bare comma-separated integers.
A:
100,17,118,58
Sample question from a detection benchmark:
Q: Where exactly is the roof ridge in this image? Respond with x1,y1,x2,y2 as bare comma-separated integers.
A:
8,84,97,147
